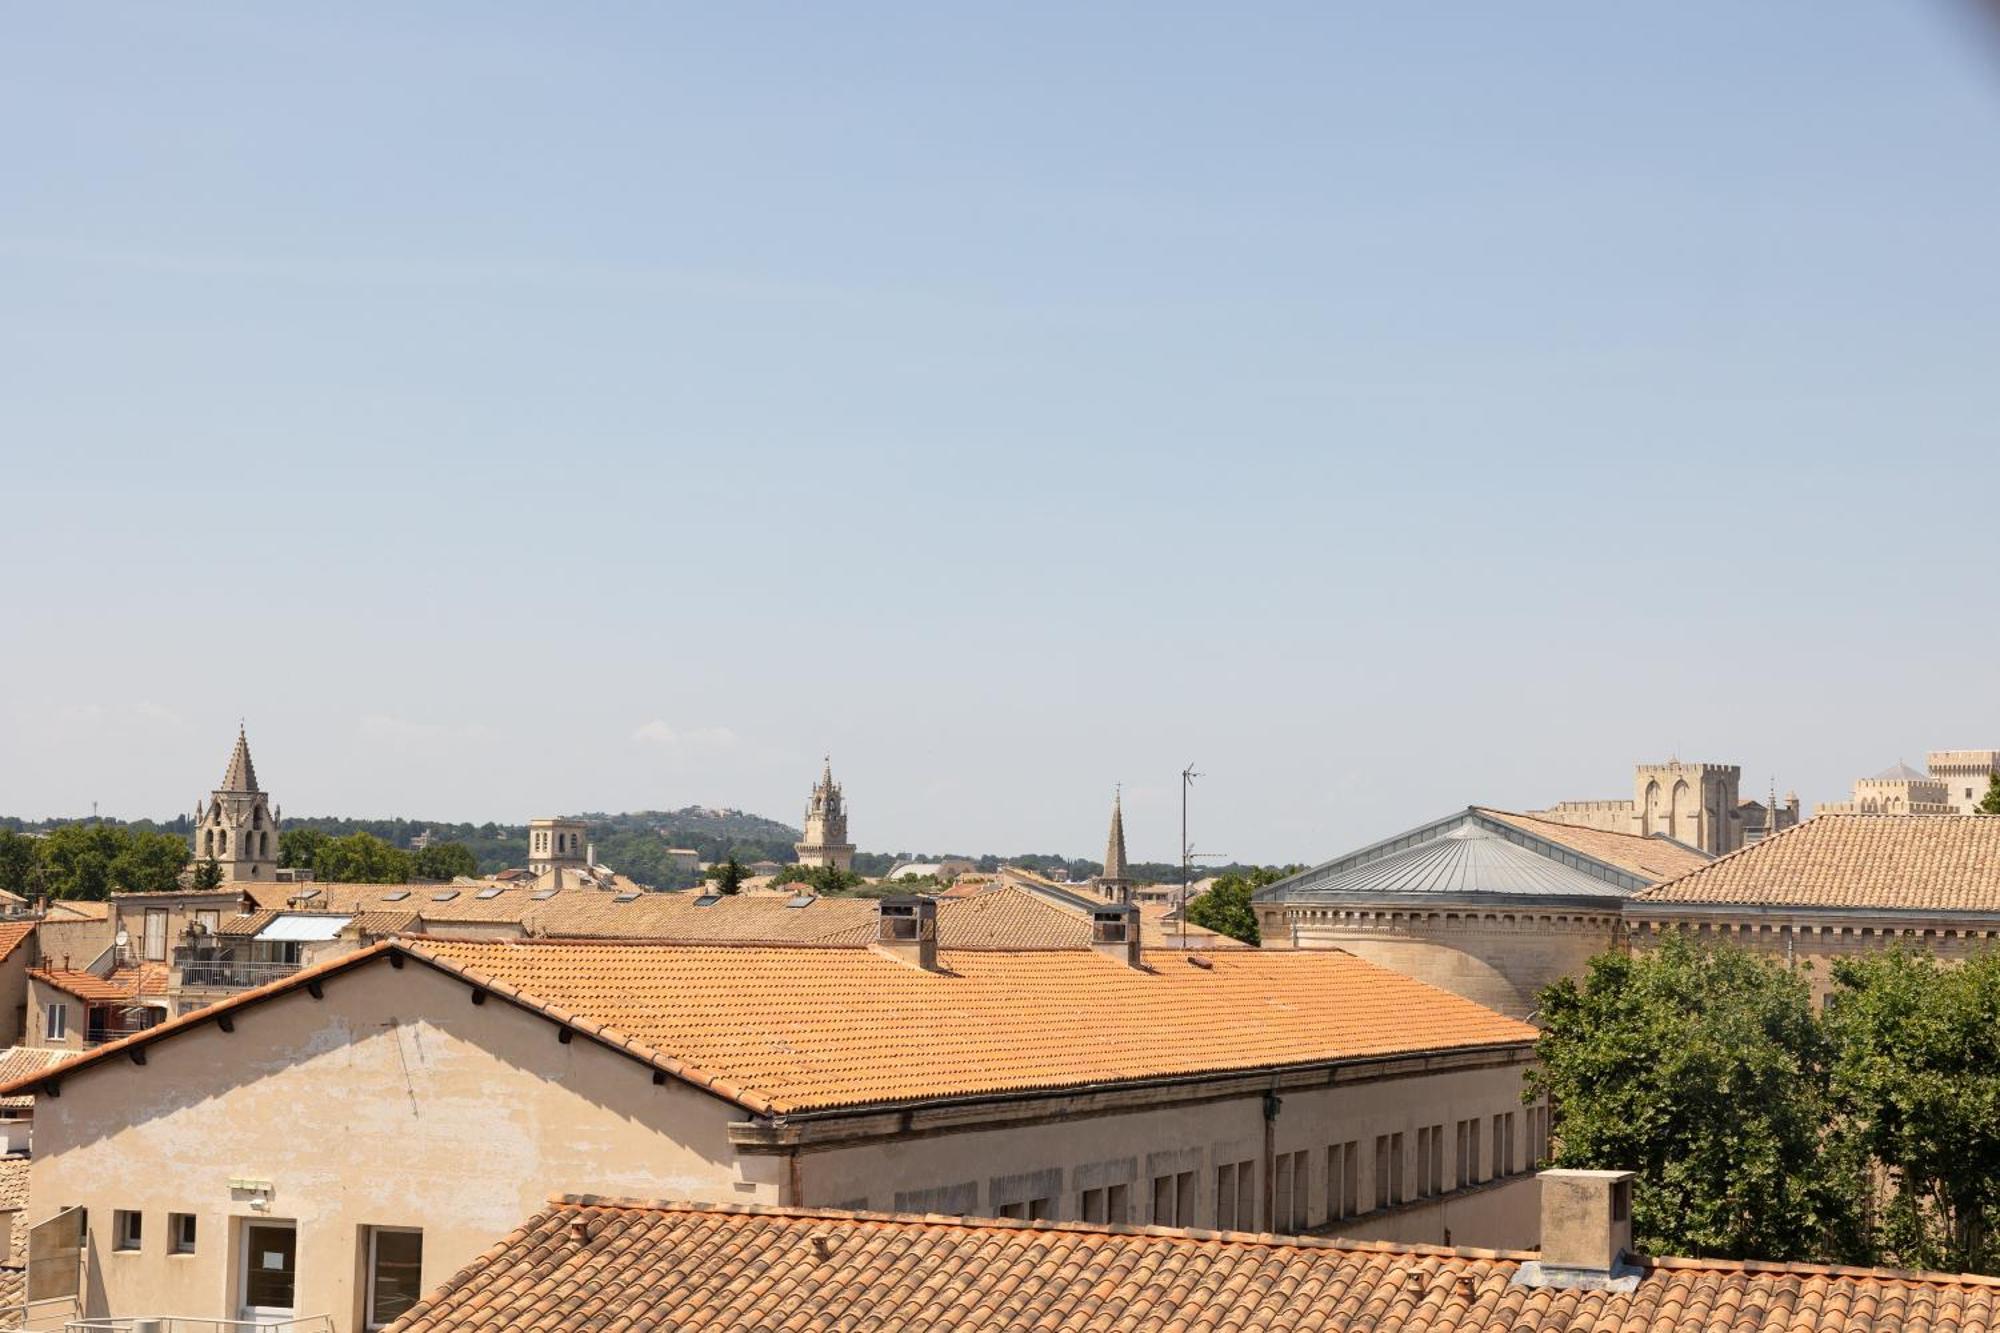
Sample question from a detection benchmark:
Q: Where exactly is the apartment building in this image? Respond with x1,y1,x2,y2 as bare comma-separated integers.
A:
3,900,1542,1332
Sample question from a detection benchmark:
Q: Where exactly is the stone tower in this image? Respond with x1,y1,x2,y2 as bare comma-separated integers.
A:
1094,788,1134,902
1633,761,1741,855
527,818,590,875
192,725,279,882
795,758,855,872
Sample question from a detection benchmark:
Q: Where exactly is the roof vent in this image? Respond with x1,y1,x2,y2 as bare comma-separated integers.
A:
567,1218,590,1245
874,896,939,971
1090,904,1142,968
1514,1169,1640,1291
809,1232,835,1261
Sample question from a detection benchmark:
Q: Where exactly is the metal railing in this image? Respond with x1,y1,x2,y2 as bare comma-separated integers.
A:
170,957,302,990
63,1318,332,1333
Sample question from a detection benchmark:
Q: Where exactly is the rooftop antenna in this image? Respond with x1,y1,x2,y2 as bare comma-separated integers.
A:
1178,765,1225,949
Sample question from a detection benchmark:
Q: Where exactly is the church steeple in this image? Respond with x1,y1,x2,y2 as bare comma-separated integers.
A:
1095,787,1134,902
194,723,279,882
794,757,855,873
219,724,260,793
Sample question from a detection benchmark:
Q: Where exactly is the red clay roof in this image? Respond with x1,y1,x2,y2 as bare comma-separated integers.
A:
0,924,34,966
0,937,1535,1117
389,1196,2000,1333
1633,814,2000,912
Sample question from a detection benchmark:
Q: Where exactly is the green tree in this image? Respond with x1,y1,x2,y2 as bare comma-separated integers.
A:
311,832,414,884
707,855,747,895
190,856,225,891
1530,933,1866,1263
0,830,39,895
412,842,479,881
108,830,190,893
774,863,866,894
1824,949,2000,1272
1184,866,1289,945
1979,774,2000,815
278,827,329,871
36,823,126,899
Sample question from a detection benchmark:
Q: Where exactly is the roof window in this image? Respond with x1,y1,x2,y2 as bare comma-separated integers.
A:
693,893,721,908
476,888,503,900
431,890,459,903
614,892,641,904
381,891,411,903
786,893,816,909
530,889,558,901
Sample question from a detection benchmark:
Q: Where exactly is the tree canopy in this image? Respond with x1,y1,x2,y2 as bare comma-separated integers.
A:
412,842,479,881
1824,950,2000,1272
1979,773,2000,815
0,823,191,899
1183,866,1292,945
309,832,413,884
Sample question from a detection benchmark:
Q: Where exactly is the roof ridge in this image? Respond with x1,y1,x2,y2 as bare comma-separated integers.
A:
544,1194,1540,1262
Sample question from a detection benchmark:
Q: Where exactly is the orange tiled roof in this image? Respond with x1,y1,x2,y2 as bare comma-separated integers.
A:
406,937,1534,1114
29,968,135,1004
42,900,108,921
1476,808,1712,883
390,1196,2000,1333
1633,814,2000,912
0,924,34,966
0,1048,66,1109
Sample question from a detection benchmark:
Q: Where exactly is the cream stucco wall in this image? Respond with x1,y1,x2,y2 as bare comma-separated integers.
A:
1627,915,2000,1006
27,959,774,1332
796,1059,1544,1251
1257,907,1619,1020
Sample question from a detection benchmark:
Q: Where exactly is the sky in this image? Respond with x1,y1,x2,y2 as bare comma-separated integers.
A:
5,4,2000,865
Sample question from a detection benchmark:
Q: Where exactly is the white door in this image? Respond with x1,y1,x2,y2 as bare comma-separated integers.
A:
239,1220,297,1325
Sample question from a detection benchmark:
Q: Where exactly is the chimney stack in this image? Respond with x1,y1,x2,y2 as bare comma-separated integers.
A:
874,896,939,971
1090,904,1142,968
1516,1169,1638,1291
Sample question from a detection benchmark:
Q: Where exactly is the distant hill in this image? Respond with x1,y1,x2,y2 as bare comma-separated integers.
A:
0,808,1270,891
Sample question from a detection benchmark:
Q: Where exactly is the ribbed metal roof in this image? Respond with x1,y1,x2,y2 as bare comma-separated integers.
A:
1261,817,1631,904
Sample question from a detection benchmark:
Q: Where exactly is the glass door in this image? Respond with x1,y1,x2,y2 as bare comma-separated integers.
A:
239,1220,297,1324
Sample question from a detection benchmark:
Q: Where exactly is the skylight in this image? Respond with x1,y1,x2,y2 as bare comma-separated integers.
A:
431,890,459,903
786,893,816,909
693,893,721,908
530,889,558,901
476,887,503,900
381,891,411,903
614,892,640,904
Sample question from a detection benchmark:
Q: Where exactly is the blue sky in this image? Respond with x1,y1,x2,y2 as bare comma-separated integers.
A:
5,4,2000,863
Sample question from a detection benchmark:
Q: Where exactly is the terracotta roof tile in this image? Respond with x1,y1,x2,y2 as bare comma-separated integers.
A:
389,1198,2000,1333
0,924,34,966
1476,809,1713,883
406,937,1536,1114
1633,814,2000,912
0,1048,66,1108
29,968,134,1004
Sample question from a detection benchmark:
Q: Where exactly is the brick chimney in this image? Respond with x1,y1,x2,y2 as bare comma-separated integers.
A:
874,896,939,971
1516,1169,1638,1291
1090,904,1142,968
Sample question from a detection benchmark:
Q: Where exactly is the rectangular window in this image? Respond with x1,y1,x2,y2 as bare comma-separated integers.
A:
1026,1197,1053,1222
1079,1188,1105,1225
1457,1119,1481,1185
996,1202,1025,1220
1278,1150,1309,1231
45,1003,67,1043
143,908,168,962
1493,1113,1517,1177
1273,1152,1293,1231
366,1227,424,1330
195,909,220,935
1415,1126,1435,1199
113,1210,142,1252
170,1213,196,1254
1106,1182,1129,1225
1215,1163,1236,1230
1326,1141,1358,1221
1391,1132,1406,1203
1373,1136,1392,1209
1153,1172,1193,1227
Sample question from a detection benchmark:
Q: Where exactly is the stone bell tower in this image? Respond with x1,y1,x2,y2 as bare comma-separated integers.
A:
794,758,856,872
192,724,280,882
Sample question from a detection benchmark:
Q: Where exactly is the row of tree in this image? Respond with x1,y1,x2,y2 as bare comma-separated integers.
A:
0,824,191,898
1535,934,2000,1274
278,829,478,884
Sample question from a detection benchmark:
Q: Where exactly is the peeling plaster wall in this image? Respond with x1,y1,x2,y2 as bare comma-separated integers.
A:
27,959,772,1332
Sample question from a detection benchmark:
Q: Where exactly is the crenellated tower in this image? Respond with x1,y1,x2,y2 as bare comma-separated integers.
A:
794,758,856,872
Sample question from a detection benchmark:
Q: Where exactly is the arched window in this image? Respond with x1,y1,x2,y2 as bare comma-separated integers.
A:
218,830,229,856
203,829,213,856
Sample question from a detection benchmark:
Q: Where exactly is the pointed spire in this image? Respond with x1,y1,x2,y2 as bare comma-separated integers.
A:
1103,786,1129,884
219,724,260,793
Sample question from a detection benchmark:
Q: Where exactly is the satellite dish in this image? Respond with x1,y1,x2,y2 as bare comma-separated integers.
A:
115,929,130,948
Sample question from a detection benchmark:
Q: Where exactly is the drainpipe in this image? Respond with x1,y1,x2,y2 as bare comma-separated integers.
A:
1262,1087,1282,1231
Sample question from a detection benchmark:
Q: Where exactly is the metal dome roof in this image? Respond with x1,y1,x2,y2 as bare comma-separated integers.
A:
1259,815,1633,905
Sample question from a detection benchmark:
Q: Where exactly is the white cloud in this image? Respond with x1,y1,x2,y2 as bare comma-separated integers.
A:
631,721,740,752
